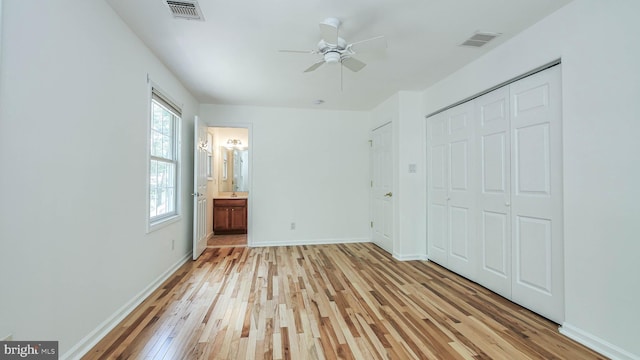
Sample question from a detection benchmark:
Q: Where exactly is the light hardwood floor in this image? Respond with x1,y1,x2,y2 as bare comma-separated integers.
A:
83,243,605,359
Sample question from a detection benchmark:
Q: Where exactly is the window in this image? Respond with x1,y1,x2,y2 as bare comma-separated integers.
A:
149,88,181,226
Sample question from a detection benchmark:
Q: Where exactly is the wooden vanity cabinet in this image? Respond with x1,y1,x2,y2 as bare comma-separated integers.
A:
213,198,247,234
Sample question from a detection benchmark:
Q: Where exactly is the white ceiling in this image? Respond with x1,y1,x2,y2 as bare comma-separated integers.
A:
106,0,572,111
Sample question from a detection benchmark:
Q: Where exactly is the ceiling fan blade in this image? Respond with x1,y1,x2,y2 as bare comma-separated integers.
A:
319,21,339,45
341,57,366,72
349,35,387,53
304,60,325,73
278,49,316,54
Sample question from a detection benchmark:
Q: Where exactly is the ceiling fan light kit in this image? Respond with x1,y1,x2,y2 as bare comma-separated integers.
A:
324,52,341,64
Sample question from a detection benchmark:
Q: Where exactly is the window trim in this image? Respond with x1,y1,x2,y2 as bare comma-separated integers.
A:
147,81,183,233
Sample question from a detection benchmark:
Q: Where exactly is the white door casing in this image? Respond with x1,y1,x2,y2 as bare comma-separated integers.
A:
371,122,393,253
476,86,512,299
510,66,564,323
193,116,208,260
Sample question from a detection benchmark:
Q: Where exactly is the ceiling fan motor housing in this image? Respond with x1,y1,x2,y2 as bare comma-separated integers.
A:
318,38,347,53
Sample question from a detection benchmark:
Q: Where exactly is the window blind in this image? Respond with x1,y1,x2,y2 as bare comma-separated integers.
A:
152,88,182,117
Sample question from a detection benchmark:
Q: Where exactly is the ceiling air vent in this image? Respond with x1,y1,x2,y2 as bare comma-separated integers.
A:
460,32,501,47
166,0,205,21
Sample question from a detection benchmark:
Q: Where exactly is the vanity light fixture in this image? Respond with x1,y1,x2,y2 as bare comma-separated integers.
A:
225,139,244,149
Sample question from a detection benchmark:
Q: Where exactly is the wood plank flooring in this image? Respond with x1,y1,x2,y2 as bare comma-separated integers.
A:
83,243,605,359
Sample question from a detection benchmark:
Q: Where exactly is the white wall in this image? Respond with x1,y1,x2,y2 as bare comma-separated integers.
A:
200,104,371,246
0,0,198,357
420,0,640,358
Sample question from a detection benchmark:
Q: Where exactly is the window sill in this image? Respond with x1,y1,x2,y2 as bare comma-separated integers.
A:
148,214,182,233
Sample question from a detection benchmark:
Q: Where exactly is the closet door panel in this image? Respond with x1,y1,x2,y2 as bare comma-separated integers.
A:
510,66,564,323
427,112,449,265
515,123,551,197
515,216,552,294
482,211,509,276
429,204,447,257
446,103,477,280
476,86,512,298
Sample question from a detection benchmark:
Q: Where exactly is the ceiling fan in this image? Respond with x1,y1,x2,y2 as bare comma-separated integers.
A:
279,17,387,89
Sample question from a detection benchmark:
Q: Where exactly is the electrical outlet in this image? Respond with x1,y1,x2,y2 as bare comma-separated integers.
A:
290,222,296,230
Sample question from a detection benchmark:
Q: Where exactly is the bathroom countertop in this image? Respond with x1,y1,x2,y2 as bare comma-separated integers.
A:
213,196,248,199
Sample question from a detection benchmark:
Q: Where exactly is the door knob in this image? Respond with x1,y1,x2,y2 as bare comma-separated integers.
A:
384,192,393,197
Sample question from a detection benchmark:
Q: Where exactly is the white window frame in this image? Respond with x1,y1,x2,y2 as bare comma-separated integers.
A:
147,83,182,232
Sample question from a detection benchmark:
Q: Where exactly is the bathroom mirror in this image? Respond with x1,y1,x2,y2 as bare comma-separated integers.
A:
218,147,249,192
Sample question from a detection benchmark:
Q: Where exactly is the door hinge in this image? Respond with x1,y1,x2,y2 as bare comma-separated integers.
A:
368,140,373,147
370,221,373,228
370,180,373,187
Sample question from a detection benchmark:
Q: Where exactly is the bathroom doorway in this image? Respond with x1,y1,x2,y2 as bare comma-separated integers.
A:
206,126,250,247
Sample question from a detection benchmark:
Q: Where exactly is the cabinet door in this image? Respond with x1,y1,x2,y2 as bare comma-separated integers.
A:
230,206,247,230
213,207,230,231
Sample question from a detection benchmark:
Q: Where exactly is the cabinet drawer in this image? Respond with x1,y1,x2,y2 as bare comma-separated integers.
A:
214,198,247,207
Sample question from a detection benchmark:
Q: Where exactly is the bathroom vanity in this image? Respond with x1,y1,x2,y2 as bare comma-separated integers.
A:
213,198,247,234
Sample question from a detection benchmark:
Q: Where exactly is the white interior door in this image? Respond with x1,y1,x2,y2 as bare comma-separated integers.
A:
371,122,393,253
476,86,512,298
192,116,208,260
446,102,477,280
510,66,563,323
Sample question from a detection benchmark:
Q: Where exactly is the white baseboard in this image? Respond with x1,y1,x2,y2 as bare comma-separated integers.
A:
560,323,639,360
251,238,369,248
393,253,428,261
61,252,191,360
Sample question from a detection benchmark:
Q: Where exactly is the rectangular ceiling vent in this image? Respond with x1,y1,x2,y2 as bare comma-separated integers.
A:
460,32,501,47
166,0,205,21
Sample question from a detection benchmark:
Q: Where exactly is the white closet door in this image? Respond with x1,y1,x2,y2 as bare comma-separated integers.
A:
475,86,512,298
427,111,449,265
510,66,564,323
446,102,477,280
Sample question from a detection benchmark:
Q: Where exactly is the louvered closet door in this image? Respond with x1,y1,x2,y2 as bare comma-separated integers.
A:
475,86,512,299
510,66,564,323
427,111,449,265
446,102,477,279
